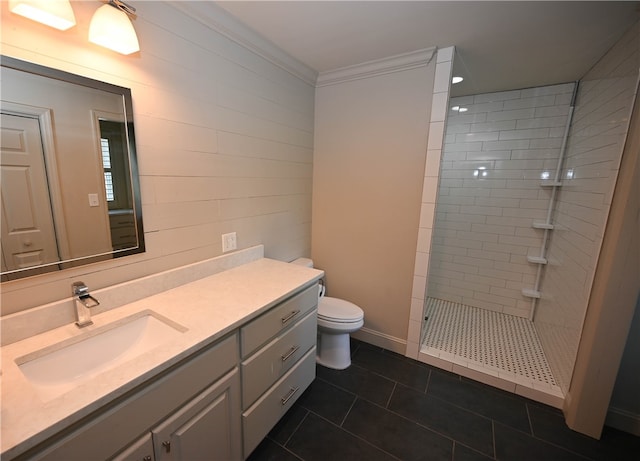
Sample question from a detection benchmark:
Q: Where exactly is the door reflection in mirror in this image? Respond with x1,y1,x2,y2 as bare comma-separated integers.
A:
0,56,144,281
0,113,61,275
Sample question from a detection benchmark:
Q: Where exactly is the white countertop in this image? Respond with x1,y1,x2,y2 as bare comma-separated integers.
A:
0,258,323,459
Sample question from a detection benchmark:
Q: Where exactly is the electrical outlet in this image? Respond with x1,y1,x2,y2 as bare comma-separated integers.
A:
222,232,237,253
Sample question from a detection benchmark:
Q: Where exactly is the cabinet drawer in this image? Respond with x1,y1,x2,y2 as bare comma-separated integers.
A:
109,212,135,227
241,309,316,408
242,347,316,457
240,284,317,358
111,226,137,242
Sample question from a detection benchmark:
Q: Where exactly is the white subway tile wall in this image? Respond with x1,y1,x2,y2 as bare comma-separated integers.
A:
535,21,640,394
428,82,575,318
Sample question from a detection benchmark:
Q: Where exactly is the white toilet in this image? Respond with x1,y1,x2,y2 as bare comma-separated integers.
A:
292,258,364,370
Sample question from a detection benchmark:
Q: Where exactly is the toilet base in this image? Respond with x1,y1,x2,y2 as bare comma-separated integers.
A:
316,331,352,370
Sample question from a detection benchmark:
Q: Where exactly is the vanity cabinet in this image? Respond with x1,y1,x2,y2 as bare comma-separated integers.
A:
22,334,240,461
108,211,137,251
111,434,154,461
150,370,241,461
240,284,318,457
6,280,320,461
113,370,241,461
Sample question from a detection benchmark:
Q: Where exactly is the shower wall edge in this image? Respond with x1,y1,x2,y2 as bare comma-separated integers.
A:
405,45,455,360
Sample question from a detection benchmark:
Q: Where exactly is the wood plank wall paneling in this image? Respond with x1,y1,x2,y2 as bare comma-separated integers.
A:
0,1,315,315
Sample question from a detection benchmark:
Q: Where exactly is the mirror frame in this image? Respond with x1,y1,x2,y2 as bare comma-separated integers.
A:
1,56,145,281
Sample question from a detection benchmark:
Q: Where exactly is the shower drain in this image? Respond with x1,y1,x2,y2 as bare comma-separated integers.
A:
422,298,557,385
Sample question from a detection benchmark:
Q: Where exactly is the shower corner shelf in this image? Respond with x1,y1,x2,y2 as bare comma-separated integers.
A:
540,180,563,187
527,256,548,265
522,288,541,299
532,222,555,230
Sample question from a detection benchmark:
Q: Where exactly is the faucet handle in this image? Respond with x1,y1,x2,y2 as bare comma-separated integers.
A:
72,281,100,308
72,281,89,297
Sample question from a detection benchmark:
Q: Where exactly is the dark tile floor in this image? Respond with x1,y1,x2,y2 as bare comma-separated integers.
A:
248,339,640,461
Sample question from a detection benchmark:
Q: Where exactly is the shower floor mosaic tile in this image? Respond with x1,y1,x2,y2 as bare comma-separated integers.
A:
421,298,562,402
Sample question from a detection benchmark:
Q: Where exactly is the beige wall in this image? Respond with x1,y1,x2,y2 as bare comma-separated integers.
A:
1,1,315,315
312,57,435,348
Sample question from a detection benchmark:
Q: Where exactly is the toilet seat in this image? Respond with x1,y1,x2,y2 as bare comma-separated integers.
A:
318,296,364,323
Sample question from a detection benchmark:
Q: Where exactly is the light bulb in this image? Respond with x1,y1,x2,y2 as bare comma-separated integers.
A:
89,3,140,55
9,0,76,30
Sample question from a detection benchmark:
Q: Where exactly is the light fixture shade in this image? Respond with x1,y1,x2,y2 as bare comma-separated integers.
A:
9,0,76,30
89,4,140,55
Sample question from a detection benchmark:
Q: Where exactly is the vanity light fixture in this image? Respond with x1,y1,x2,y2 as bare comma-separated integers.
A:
9,0,76,30
452,76,464,84
89,0,140,55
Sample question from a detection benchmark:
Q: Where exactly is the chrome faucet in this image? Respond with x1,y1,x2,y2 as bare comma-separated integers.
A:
72,281,100,328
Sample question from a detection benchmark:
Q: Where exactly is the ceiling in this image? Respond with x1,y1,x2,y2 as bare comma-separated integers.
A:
215,1,640,96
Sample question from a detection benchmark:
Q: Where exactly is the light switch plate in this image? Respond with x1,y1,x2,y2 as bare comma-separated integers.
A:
88,193,100,207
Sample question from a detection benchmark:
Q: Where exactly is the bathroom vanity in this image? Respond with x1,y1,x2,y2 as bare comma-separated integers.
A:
0,256,323,460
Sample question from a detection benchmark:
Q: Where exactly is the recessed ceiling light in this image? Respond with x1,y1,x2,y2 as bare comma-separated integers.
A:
452,76,464,84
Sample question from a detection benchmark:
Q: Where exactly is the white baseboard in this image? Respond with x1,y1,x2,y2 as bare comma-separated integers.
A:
351,327,407,355
606,406,640,436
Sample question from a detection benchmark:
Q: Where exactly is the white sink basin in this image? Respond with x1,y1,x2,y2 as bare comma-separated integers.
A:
17,310,187,400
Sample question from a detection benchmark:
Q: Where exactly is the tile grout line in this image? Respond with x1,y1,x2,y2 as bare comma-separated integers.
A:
339,394,358,428
283,408,311,448
306,406,404,461
385,381,398,409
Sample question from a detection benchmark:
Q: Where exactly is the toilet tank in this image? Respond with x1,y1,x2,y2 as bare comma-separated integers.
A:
291,258,324,297
291,258,314,268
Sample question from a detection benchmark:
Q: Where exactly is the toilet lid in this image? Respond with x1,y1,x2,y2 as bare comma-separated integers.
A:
318,296,364,323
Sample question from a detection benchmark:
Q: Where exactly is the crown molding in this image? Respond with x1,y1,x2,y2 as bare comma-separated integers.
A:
169,2,318,86
316,47,437,87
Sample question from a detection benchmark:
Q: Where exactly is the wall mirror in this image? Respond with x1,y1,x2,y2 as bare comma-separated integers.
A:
1,56,144,281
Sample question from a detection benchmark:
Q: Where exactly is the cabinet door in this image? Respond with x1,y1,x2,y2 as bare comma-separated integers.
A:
111,433,154,461
152,368,241,461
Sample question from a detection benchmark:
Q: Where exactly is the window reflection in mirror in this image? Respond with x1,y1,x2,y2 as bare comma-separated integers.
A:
0,56,144,281
98,119,138,251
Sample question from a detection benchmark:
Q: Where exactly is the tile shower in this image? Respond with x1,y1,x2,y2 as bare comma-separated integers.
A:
420,21,639,404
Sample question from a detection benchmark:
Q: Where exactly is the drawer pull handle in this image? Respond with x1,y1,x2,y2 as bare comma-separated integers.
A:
281,386,299,406
281,310,300,324
143,456,152,461
162,440,171,453
281,345,300,362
